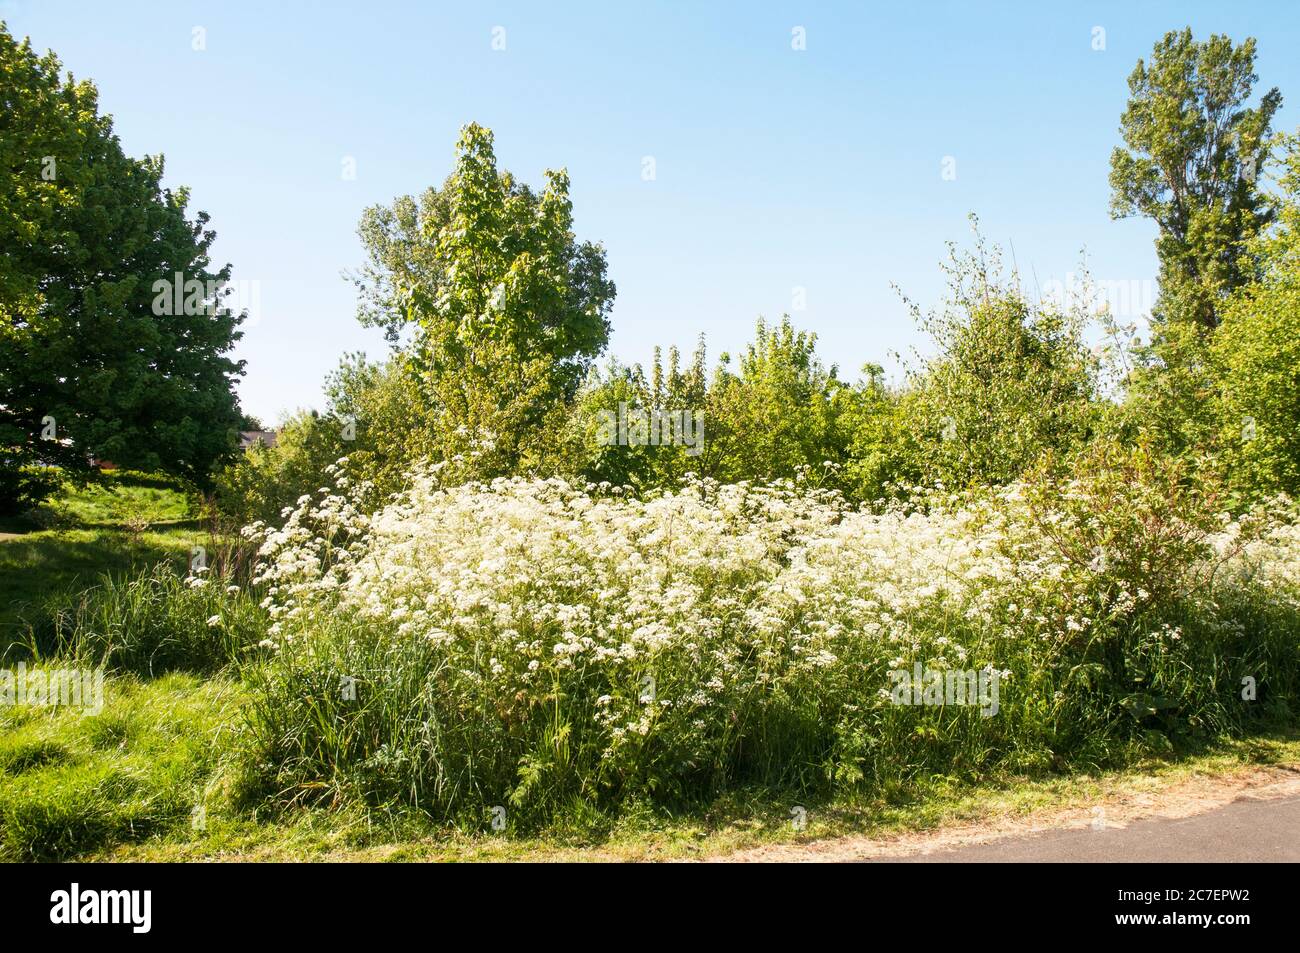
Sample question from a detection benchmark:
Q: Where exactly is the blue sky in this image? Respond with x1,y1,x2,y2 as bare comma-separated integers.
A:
5,1,1299,424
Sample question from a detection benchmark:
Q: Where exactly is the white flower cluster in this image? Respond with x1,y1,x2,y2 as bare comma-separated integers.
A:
246,465,1300,753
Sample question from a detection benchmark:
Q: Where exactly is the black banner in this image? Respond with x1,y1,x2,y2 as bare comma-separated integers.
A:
0,862,1283,939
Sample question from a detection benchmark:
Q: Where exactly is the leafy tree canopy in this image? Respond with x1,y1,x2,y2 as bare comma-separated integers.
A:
1213,132,1300,500
0,24,245,513
352,123,615,478
1110,28,1281,331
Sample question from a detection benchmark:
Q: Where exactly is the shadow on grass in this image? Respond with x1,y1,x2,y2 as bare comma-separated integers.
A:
0,528,202,658
0,513,41,535
0,469,207,655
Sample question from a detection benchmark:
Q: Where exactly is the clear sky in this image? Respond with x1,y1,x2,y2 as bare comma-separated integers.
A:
5,1,1299,424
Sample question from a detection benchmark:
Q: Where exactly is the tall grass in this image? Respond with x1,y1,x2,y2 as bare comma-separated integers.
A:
21,563,267,676
232,586,1300,831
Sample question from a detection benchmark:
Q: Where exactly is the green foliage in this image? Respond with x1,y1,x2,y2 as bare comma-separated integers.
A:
1007,441,1297,741
705,318,848,486
1116,317,1223,463
354,123,615,479
1019,439,1252,622
578,318,861,495
1213,133,1300,500
215,354,445,526
576,319,861,496
1110,27,1280,332
838,366,914,504
569,234,1098,504
0,466,61,516
892,231,1099,491
214,410,346,528
323,354,439,506
576,340,708,490
1109,29,1282,462
569,317,901,504
0,25,246,514
23,563,267,677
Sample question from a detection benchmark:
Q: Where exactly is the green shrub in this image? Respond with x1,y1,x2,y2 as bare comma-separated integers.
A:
1212,133,1300,503
215,410,350,529
894,230,1100,491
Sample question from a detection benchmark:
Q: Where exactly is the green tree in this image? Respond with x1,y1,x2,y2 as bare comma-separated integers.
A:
353,123,615,478
1110,28,1280,332
216,354,439,524
572,319,853,494
705,318,847,486
1109,29,1281,458
0,25,245,513
323,353,438,505
1213,132,1300,500
839,364,914,504
896,232,1098,491
577,339,708,490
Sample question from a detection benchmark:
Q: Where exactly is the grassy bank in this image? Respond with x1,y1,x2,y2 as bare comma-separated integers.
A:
4,649,1298,862
0,471,206,654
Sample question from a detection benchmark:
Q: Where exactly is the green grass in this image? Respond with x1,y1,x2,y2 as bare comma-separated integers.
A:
22,563,269,677
66,721,1300,862
40,472,193,528
0,670,245,861
0,471,205,655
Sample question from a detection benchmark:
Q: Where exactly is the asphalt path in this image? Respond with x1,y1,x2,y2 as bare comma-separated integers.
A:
869,795,1300,862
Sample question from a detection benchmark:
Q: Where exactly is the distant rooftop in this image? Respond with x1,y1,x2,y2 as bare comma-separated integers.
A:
238,430,278,450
